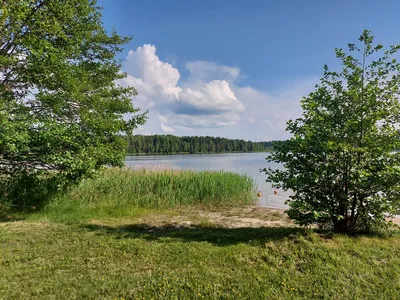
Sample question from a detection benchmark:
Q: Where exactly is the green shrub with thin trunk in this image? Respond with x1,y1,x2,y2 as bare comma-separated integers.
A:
265,31,400,233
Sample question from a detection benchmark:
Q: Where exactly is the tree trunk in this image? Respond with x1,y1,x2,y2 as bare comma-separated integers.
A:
333,218,347,233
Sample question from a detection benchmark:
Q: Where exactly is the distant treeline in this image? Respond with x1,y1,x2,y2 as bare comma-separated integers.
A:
125,135,275,154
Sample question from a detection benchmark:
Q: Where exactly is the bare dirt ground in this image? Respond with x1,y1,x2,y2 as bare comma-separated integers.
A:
185,206,293,228
136,206,400,228
389,216,400,225
86,205,295,229
101,205,400,229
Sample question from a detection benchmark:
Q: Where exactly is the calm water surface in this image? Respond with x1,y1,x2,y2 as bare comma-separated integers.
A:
125,152,289,209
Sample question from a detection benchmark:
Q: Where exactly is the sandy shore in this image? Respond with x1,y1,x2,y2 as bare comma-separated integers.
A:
86,205,400,229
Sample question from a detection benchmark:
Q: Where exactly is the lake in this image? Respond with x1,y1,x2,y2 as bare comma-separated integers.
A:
125,152,289,209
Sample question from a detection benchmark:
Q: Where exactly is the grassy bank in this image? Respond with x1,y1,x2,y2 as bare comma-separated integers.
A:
2,169,400,299
1,206,399,299
34,168,255,223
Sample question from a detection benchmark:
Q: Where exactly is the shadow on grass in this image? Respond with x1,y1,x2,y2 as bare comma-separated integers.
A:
83,223,307,246
0,172,63,223
0,214,25,223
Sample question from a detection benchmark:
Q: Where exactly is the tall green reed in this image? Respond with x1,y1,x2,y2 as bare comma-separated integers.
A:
41,167,256,221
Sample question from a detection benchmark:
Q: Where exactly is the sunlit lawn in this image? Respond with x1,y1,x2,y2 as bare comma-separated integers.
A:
1,207,399,299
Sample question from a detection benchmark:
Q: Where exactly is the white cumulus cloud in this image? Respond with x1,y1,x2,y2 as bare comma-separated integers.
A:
124,45,181,97
160,123,175,133
121,44,317,140
185,61,240,82
120,44,245,132
175,80,244,115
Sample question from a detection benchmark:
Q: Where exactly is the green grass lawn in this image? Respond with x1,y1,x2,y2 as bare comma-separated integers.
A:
1,206,400,299
1,169,399,299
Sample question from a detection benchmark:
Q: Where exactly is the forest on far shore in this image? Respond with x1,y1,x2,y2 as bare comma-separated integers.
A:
125,135,275,154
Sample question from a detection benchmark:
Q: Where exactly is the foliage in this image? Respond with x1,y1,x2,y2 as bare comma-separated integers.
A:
0,0,146,183
126,134,274,154
0,170,61,214
40,167,256,221
1,211,400,299
265,31,400,232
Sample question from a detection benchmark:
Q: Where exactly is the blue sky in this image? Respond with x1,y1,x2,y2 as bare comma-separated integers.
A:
98,0,400,141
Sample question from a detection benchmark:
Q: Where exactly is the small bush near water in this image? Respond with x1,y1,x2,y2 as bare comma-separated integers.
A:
39,167,255,221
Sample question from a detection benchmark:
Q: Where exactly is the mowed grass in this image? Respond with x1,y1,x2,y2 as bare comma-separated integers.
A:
1,217,400,299
35,168,256,223
1,168,400,299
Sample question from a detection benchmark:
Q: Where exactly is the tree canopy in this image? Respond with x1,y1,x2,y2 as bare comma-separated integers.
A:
265,31,400,232
126,135,274,154
0,0,146,183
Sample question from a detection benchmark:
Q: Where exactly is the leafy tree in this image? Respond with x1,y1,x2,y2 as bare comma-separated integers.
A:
0,0,146,183
125,134,274,154
265,31,400,232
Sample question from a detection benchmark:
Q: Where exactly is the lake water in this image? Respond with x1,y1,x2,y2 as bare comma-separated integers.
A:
125,152,289,209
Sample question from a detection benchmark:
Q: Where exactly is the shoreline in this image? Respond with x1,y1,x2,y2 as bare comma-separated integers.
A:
125,150,273,156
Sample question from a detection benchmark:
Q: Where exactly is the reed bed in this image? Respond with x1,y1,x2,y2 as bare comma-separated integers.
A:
42,167,256,220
